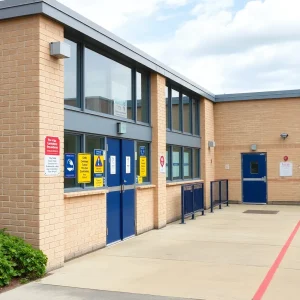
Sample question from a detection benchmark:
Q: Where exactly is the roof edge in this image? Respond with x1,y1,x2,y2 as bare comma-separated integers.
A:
215,89,300,102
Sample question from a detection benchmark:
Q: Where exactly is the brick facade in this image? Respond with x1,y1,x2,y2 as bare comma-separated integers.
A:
215,98,300,203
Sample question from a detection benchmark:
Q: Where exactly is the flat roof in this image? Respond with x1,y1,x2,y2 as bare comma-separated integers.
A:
0,0,299,103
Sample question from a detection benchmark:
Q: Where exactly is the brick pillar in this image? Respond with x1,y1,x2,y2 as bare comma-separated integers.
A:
151,73,167,229
0,15,64,270
200,98,215,208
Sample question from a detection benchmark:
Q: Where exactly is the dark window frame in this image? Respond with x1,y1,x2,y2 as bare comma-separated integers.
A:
166,82,200,137
64,35,151,126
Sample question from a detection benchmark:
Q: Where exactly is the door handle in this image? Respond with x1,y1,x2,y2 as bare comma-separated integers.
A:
262,176,266,183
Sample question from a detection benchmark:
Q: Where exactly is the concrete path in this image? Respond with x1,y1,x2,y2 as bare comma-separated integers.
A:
1,204,299,300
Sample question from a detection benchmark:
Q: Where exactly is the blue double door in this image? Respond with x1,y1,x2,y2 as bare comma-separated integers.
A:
106,138,135,244
242,153,267,204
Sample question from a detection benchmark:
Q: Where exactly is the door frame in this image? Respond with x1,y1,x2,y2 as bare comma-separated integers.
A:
241,152,268,204
106,137,137,245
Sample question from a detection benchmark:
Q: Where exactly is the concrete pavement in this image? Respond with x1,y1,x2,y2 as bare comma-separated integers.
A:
1,204,299,300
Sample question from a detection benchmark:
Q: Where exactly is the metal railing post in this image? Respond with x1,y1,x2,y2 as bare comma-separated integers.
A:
226,180,229,206
210,181,213,213
192,185,195,220
219,181,222,209
180,185,185,224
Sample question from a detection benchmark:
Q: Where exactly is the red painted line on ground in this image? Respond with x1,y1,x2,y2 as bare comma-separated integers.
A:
252,220,300,300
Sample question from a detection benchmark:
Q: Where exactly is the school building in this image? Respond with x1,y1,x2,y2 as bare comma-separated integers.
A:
0,0,299,270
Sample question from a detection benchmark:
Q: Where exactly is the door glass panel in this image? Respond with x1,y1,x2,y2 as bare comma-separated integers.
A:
250,161,259,174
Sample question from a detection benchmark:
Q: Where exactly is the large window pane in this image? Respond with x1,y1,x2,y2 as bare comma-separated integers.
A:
64,39,78,107
172,146,182,180
85,135,105,187
136,72,149,123
172,89,180,131
166,86,169,129
85,48,133,120
184,148,192,179
192,98,199,135
193,149,200,178
64,133,81,189
183,95,192,133
136,142,150,183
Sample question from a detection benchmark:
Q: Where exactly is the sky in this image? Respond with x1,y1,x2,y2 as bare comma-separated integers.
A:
58,0,300,94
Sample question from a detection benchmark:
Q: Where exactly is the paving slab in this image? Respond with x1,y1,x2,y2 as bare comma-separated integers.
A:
1,204,299,300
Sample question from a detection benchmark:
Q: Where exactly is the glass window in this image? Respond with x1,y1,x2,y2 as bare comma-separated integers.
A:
166,86,169,129
172,89,180,131
166,145,170,180
172,146,182,180
193,149,200,178
251,161,259,174
192,98,199,135
64,133,81,189
136,142,150,183
64,39,78,107
184,148,192,179
85,48,133,120
183,94,191,133
85,135,105,187
136,72,149,123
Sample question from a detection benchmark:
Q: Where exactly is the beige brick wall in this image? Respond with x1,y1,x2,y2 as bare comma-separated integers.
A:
166,185,181,223
200,99,215,207
215,98,300,203
0,15,64,270
64,194,106,261
151,74,167,228
136,188,155,235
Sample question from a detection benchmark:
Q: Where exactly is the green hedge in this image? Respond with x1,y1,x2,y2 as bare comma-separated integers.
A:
0,229,48,287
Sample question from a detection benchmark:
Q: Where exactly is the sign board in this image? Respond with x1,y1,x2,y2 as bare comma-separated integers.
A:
126,156,131,174
64,153,76,178
137,176,143,184
140,146,146,157
280,162,293,177
114,100,127,118
78,153,91,183
110,156,116,175
140,157,147,177
94,150,104,174
44,136,60,176
160,155,166,173
94,173,104,188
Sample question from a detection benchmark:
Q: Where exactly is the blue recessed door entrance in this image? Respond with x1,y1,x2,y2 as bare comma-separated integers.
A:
106,138,135,245
242,153,267,204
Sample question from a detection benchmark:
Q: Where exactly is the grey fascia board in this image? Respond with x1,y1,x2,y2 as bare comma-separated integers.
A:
166,132,201,148
215,89,300,102
0,0,214,101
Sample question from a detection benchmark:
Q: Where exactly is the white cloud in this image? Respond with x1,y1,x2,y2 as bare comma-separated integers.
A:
58,0,188,30
58,0,300,93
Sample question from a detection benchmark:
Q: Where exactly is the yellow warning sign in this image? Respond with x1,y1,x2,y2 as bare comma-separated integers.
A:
140,157,147,177
78,153,91,183
94,150,104,174
137,176,143,184
94,175,104,188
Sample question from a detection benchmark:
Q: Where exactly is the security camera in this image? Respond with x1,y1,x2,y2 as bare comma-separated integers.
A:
280,133,289,139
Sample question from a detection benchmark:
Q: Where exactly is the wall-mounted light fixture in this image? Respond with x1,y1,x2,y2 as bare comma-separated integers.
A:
280,133,289,140
208,141,216,148
50,42,71,59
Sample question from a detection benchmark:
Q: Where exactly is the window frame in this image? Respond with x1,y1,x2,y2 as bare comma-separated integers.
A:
166,82,200,136
64,35,151,126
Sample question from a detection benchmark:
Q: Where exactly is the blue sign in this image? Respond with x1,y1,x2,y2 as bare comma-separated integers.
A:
65,153,76,178
94,150,104,156
140,146,146,157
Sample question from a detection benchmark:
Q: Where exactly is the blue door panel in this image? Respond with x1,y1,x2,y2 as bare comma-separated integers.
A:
121,139,135,186
242,153,267,204
122,189,135,239
107,138,121,187
107,191,121,244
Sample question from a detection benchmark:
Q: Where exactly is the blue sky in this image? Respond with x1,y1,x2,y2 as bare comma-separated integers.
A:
59,0,300,94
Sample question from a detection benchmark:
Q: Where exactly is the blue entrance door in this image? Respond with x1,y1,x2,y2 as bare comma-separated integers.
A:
106,138,135,244
242,153,267,204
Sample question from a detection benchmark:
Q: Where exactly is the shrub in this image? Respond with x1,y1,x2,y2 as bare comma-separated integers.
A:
0,229,48,286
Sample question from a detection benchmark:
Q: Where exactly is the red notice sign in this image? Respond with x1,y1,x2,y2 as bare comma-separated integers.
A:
45,136,60,176
45,136,60,156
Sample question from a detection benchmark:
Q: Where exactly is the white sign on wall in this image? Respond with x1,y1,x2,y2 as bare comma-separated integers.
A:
126,156,131,174
110,156,116,175
44,136,60,176
280,162,293,177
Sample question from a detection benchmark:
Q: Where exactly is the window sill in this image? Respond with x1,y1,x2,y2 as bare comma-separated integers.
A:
64,189,109,199
136,184,156,190
166,179,203,187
